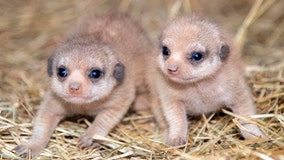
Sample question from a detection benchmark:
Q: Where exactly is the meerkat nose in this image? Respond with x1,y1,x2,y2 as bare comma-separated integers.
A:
69,82,82,94
167,64,179,74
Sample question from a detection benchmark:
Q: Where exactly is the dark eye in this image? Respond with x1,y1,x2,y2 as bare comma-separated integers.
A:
190,52,203,61
57,66,68,78
89,69,103,79
162,46,170,56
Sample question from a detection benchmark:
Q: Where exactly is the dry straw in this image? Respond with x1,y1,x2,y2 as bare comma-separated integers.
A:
1,0,283,159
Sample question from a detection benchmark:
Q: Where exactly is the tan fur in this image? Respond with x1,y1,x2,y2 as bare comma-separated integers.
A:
14,13,151,157
146,15,265,146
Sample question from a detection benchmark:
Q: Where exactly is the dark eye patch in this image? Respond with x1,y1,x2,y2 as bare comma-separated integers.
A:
190,52,203,61
57,66,68,78
188,51,207,64
162,46,170,59
89,68,103,81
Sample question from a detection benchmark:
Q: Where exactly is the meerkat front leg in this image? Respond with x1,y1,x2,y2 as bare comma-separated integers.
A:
14,97,65,158
77,105,130,147
231,105,265,139
229,90,265,139
149,90,169,141
162,100,188,146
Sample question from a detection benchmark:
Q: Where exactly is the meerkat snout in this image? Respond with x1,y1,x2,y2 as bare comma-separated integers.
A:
64,70,85,95
161,46,183,75
69,81,82,95
167,64,179,74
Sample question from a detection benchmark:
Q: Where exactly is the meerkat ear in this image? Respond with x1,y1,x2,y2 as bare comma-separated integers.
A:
113,62,125,83
47,56,53,77
219,42,230,61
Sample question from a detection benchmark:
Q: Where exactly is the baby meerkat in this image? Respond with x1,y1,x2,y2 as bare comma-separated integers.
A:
14,13,150,157
146,15,265,146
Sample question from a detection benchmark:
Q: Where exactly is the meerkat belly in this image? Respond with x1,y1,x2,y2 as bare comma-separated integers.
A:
183,84,231,115
184,94,224,115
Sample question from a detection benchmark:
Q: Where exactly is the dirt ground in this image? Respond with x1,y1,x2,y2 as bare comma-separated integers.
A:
0,0,283,159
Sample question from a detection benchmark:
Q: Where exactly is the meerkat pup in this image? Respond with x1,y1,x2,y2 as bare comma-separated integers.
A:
146,15,265,146
14,13,150,157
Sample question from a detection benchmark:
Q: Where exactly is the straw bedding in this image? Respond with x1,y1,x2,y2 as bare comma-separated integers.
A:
0,0,283,159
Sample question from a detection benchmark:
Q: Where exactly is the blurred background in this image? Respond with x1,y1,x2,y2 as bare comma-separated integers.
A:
0,0,283,100
0,1,283,159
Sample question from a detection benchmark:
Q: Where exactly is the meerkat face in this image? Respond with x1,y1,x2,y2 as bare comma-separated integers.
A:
48,41,125,104
158,17,230,84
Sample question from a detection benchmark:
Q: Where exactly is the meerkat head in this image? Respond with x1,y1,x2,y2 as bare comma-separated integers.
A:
158,16,230,84
47,35,125,104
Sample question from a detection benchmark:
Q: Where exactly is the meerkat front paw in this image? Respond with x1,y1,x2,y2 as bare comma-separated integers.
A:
167,134,187,146
240,123,265,139
13,144,29,158
13,143,41,158
77,133,99,148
